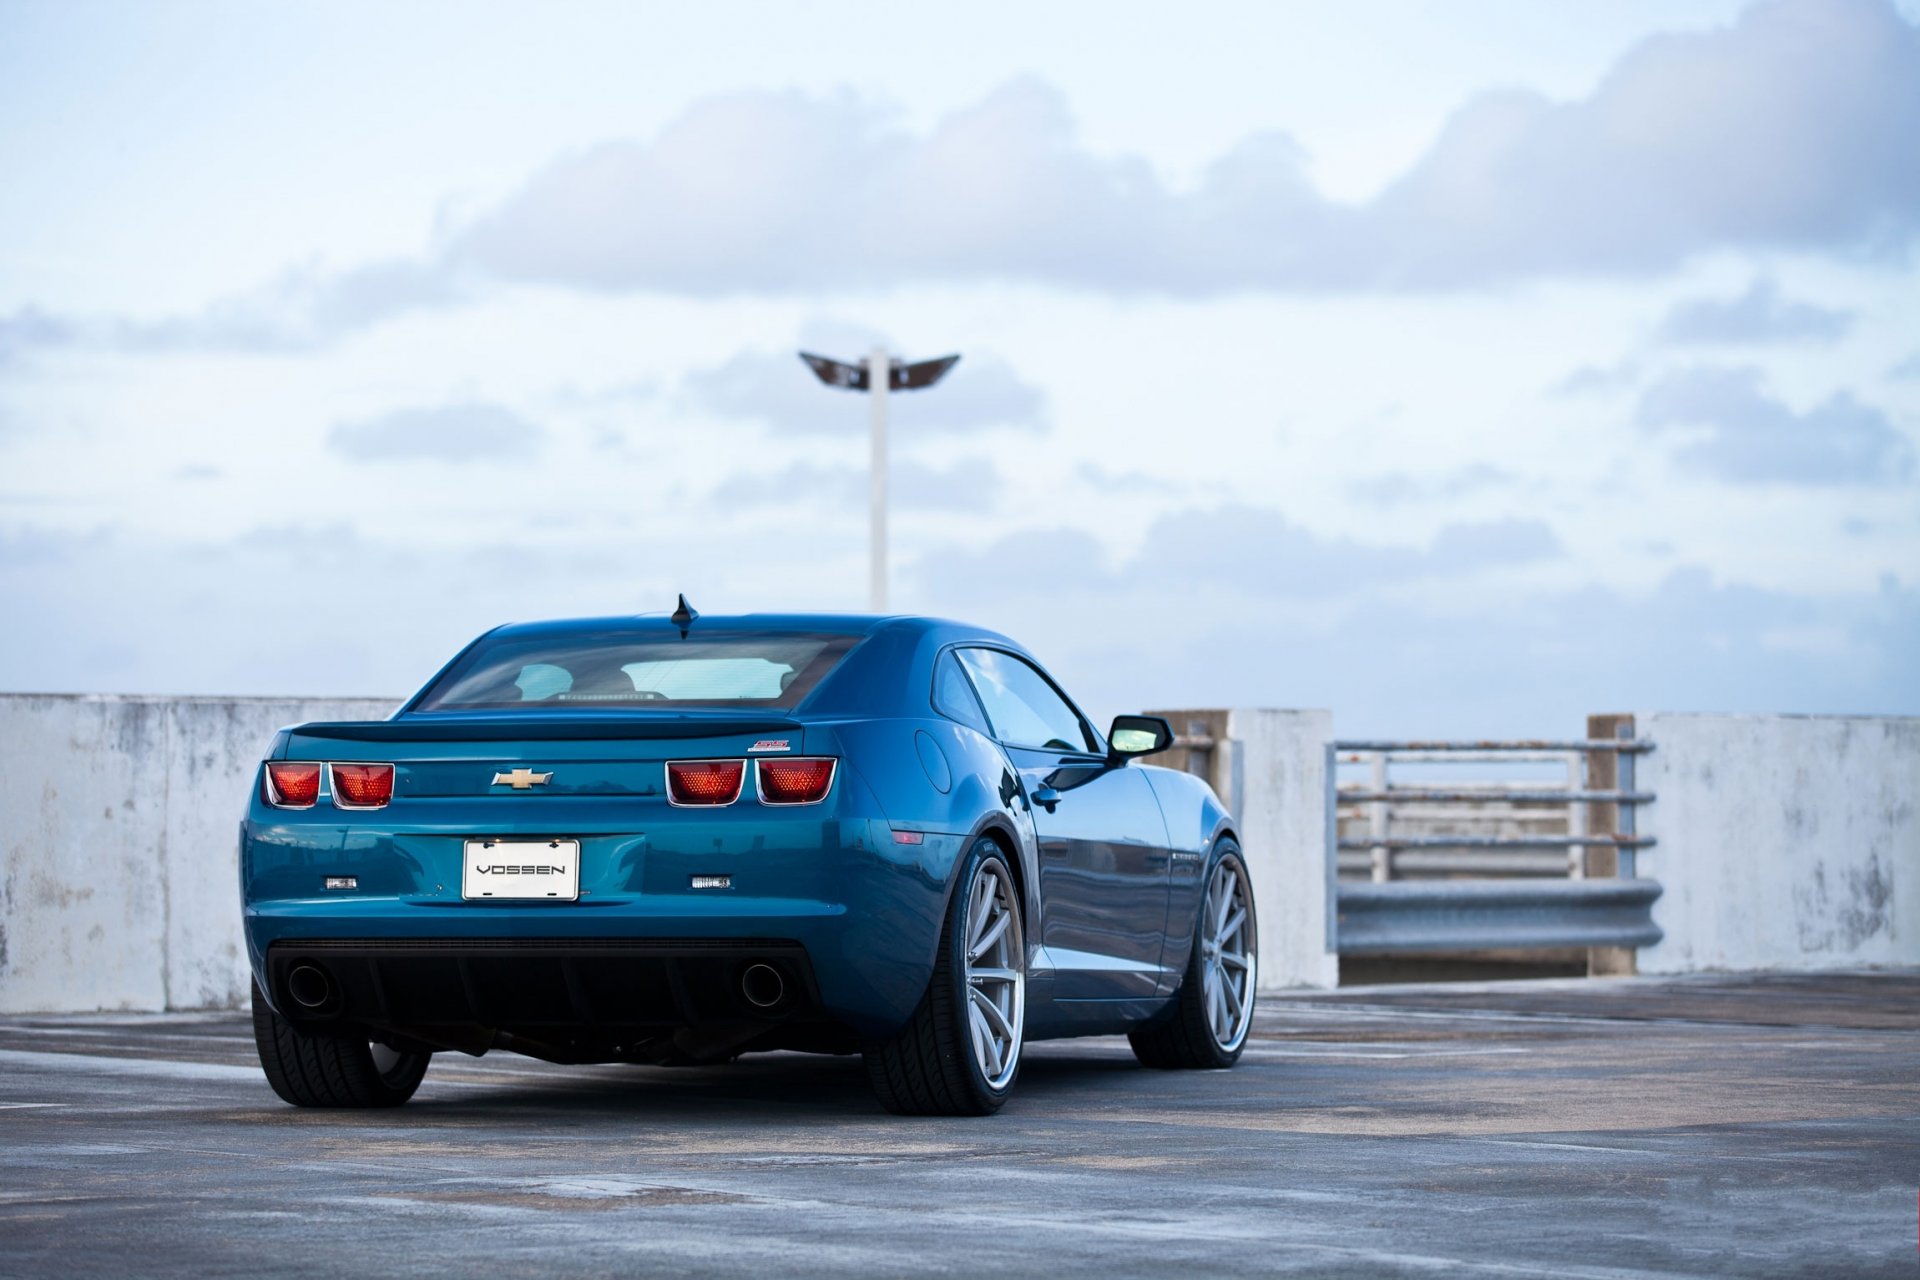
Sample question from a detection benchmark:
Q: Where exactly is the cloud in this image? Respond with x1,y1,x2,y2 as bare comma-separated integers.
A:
1890,351,1920,380
1357,0,1920,287
711,458,1000,511
1349,464,1514,505
2,0,1912,365
920,506,1562,607
1551,361,1643,397
1137,568,1920,737
1076,463,1179,495
683,347,1044,433
1133,507,1560,594
0,308,77,366
897,517,1918,735
1654,277,1854,344
0,259,470,361
451,0,1919,297
327,402,543,463
1635,366,1914,485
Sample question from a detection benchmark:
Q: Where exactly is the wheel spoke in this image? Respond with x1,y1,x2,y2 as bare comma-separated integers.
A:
968,910,1010,962
969,1003,1002,1077
966,875,993,949
1218,906,1246,947
1216,869,1239,933
1218,950,1250,971
970,985,1015,1041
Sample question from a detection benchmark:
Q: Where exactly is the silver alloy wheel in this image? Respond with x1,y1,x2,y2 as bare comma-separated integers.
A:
963,859,1025,1090
1200,858,1255,1051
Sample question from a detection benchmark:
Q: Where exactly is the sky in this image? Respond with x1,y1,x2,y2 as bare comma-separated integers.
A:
1,0,1916,736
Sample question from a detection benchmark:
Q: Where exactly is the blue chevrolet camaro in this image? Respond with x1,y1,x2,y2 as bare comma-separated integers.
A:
241,607,1257,1115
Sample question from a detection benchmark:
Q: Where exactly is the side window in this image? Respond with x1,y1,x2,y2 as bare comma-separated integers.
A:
932,650,992,735
955,648,1098,754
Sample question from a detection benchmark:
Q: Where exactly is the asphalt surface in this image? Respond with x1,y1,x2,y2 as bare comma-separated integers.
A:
2,971,1916,1278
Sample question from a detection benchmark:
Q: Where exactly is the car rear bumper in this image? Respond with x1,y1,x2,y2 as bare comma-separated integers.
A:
262,936,828,1056
241,804,969,1039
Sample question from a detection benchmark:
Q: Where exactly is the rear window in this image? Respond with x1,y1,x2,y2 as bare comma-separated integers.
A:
412,631,859,711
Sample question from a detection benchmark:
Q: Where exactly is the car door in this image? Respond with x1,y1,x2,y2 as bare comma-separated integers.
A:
953,647,1173,1000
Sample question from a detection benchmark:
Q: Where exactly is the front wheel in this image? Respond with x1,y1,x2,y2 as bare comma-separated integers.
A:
250,980,430,1107
864,838,1026,1115
1130,844,1256,1069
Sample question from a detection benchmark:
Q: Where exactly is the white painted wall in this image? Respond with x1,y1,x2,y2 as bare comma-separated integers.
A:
0,694,396,1013
1224,708,1340,990
1638,713,1920,974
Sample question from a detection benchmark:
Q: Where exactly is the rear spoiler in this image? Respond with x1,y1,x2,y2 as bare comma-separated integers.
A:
290,715,805,742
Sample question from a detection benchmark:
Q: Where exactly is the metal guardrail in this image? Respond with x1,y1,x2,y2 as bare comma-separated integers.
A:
1334,728,1654,883
1326,724,1660,958
1336,880,1664,954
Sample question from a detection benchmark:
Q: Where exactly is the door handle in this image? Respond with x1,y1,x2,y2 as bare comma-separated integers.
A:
1032,785,1061,813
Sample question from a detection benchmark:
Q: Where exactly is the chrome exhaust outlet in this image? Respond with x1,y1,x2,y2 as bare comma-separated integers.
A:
287,963,334,1010
740,963,787,1010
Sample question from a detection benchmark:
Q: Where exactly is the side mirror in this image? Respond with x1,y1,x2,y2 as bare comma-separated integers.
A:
1108,714,1174,762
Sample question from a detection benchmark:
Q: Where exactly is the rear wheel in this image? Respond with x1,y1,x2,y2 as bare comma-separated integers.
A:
1130,845,1256,1069
250,980,430,1107
864,838,1025,1115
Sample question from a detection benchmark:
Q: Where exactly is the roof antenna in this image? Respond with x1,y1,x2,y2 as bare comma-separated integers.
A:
670,593,699,638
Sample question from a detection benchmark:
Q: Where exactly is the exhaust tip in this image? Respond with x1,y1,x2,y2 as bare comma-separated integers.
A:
740,962,787,1011
287,963,334,1010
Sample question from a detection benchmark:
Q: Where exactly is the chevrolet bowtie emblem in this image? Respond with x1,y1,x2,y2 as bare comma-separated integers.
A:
492,768,554,789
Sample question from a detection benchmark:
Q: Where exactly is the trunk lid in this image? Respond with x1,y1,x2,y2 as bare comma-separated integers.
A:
281,712,805,799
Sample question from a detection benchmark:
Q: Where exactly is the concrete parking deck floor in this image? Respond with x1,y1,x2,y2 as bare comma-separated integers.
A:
2,971,1915,1278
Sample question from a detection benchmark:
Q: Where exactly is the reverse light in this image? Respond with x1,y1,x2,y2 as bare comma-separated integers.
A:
330,763,395,809
757,757,836,805
667,760,746,806
263,762,321,809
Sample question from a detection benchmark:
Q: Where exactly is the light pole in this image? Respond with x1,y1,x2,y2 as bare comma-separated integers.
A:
800,346,959,611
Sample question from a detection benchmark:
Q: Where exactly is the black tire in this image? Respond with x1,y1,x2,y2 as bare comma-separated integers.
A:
250,980,430,1107
1130,844,1256,1070
864,838,1024,1116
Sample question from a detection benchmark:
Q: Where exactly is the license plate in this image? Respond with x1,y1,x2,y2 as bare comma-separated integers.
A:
462,839,580,901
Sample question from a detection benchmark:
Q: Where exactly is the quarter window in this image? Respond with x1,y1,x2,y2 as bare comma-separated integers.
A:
932,651,992,735
955,648,1097,754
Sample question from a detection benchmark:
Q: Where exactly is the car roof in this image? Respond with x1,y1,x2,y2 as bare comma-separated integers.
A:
483,612,1018,647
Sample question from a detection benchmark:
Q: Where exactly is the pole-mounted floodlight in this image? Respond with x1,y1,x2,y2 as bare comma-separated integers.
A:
800,347,959,612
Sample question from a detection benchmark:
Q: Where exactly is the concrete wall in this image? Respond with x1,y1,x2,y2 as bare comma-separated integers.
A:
1224,709,1340,989
6,697,1912,1011
0,694,396,1013
1638,713,1919,974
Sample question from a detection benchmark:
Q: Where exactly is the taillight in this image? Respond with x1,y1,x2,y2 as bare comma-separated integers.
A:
263,762,321,809
757,757,836,805
330,763,394,809
667,760,745,806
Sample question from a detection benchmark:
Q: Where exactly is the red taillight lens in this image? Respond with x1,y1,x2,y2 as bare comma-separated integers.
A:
330,763,394,809
667,760,745,806
264,762,321,808
757,757,836,805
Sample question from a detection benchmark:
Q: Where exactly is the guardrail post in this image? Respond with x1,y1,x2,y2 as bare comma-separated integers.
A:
1585,713,1638,977
1368,753,1390,882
